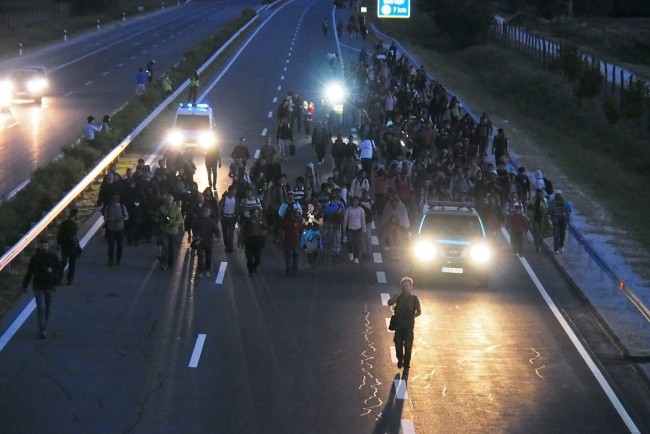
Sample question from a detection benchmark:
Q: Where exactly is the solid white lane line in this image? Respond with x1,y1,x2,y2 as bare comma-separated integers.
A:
401,419,416,434
373,253,383,263
371,236,379,245
84,80,92,86
267,111,273,118
101,71,109,76
381,293,390,306
377,271,387,284
394,379,408,400
500,229,639,432
0,300,36,353
215,262,227,284
272,97,277,103
254,149,260,159
261,128,267,136
80,218,105,247
188,334,206,368
390,346,398,363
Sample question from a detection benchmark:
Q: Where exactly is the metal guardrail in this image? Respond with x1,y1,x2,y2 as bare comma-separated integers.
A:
0,9,261,274
369,23,650,323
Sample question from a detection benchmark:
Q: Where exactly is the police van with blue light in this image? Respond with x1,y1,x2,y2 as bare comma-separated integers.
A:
166,103,216,150
409,202,492,286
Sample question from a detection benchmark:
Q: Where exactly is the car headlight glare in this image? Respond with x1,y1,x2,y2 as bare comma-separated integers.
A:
168,131,183,146
470,243,491,263
413,240,436,261
198,132,215,148
27,79,45,93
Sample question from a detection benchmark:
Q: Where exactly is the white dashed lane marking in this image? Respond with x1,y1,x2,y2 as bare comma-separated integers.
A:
101,71,109,76
261,128,267,136
394,379,408,400
381,293,390,306
277,85,282,91
401,419,416,434
84,80,92,86
188,334,206,368
267,111,273,118
254,149,260,159
390,346,397,363
373,253,383,263
371,236,379,245
215,262,228,284
377,271,387,284
117,63,123,67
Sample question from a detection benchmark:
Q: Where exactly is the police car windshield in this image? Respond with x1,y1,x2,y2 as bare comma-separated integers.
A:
420,214,482,238
176,114,210,130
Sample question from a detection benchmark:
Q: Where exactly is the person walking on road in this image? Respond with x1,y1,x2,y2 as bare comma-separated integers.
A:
192,206,221,279
205,146,221,190
187,70,200,104
528,188,548,253
156,193,183,270
243,207,268,275
312,121,329,165
505,205,529,257
22,238,62,339
219,186,238,253
281,207,303,276
342,196,366,263
57,208,80,285
387,277,421,372
103,194,129,267
550,190,572,254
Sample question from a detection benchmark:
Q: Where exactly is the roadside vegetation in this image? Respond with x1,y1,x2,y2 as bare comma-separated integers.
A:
372,9,650,277
0,7,258,319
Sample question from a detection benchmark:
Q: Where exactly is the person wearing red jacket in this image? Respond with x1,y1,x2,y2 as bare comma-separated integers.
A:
506,205,529,257
281,208,303,276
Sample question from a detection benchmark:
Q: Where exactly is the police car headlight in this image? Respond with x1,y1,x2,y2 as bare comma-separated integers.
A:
413,240,436,262
325,83,346,106
469,243,491,264
167,131,183,146
27,79,46,93
198,132,215,148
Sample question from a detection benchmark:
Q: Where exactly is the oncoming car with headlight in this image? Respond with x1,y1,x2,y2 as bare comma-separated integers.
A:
1,67,49,107
409,202,492,286
166,103,216,150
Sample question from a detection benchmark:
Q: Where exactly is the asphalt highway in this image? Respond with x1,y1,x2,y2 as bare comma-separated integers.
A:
0,0,259,198
0,0,648,433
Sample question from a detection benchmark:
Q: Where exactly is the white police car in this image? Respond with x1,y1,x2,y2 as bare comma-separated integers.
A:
409,202,492,286
166,103,216,149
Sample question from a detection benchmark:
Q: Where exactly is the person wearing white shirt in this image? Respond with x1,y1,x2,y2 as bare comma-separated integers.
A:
342,196,366,263
84,115,103,147
359,138,376,184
